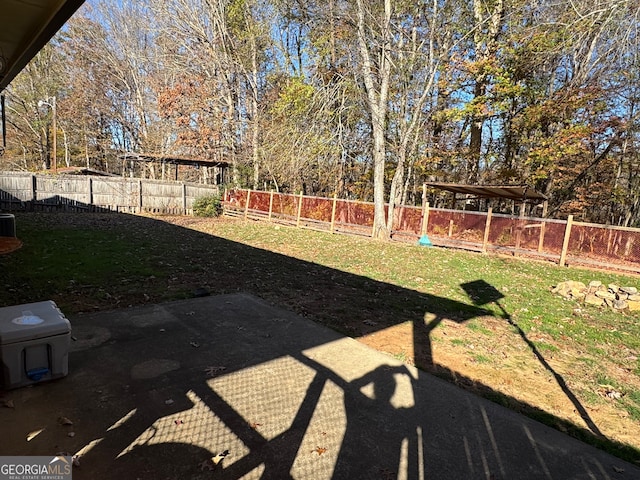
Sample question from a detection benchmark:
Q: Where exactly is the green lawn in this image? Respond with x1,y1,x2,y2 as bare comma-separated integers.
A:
2,211,639,464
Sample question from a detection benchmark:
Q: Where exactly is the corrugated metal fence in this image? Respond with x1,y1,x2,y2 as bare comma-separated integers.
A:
225,188,640,274
0,172,219,215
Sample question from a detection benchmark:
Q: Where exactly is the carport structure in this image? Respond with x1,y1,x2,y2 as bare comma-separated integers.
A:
425,182,548,216
118,152,230,185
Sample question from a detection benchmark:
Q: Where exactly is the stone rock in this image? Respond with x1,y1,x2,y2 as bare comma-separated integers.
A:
595,290,616,301
628,300,640,312
552,281,587,298
552,280,640,313
584,294,604,306
572,292,586,301
613,299,628,310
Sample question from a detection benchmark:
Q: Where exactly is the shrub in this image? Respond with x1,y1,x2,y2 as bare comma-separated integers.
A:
193,194,222,217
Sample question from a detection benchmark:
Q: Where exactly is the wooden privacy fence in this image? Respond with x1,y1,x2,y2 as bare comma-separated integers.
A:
224,188,640,274
0,172,219,215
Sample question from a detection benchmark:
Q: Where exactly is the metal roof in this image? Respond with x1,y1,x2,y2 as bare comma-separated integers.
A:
0,0,85,91
118,153,231,168
425,182,548,202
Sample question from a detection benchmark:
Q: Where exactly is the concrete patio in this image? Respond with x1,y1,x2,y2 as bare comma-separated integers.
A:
2,293,639,479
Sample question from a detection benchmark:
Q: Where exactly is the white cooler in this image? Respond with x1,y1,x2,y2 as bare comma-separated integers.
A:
0,301,71,390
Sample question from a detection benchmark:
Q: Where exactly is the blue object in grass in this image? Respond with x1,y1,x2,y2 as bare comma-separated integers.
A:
418,235,432,247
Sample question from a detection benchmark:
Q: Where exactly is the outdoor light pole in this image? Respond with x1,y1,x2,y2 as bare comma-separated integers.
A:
38,96,57,173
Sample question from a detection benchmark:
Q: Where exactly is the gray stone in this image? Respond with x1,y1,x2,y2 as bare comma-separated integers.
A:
620,286,638,295
588,280,602,288
613,299,628,310
595,290,616,301
552,281,586,298
628,294,640,302
584,294,604,306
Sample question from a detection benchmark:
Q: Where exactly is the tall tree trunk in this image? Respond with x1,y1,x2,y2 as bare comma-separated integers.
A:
469,0,504,184
356,0,392,239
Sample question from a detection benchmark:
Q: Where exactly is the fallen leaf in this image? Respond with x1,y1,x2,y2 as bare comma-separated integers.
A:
190,341,200,348
58,416,74,426
0,399,14,408
250,422,262,429
313,446,327,456
26,428,45,442
212,450,230,465
597,385,624,400
56,452,80,467
613,465,625,473
205,366,227,377
174,420,183,425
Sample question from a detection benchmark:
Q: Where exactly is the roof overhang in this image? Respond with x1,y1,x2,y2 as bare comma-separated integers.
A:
0,0,85,91
425,182,548,202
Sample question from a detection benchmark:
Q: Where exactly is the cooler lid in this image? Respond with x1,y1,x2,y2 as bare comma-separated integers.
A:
0,301,71,345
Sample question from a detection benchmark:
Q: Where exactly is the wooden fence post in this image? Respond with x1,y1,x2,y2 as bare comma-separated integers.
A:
330,194,338,233
448,219,454,237
537,200,548,253
421,202,430,236
138,179,143,213
514,203,525,256
87,177,93,210
182,183,187,215
559,215,573,267
244,189,251,219
296,191,303,228
268,190,274,221
31,174,37,211
482,207,493,253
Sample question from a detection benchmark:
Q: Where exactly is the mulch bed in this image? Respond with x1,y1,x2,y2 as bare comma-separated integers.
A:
0,237,22,254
